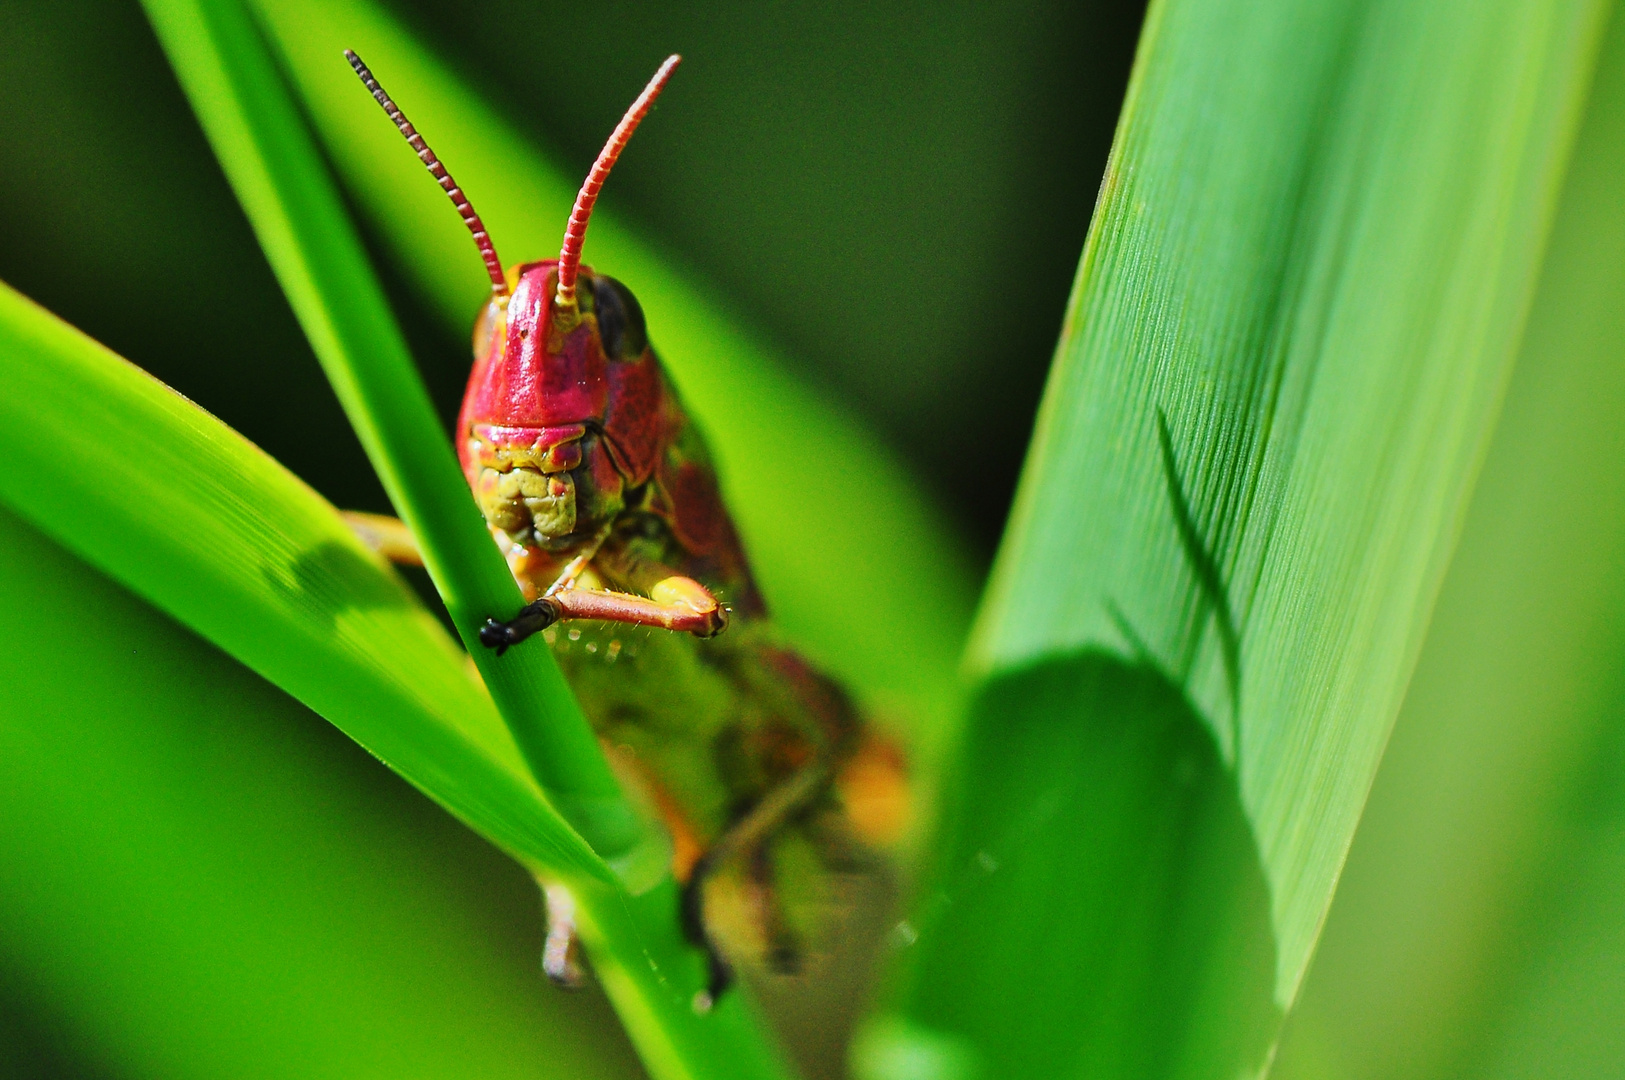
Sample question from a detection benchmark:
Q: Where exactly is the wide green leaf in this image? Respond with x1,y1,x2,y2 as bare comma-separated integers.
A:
974,0,1607,999
1273,9,1625,1078
865,0,1613,1076
0,504,644,1080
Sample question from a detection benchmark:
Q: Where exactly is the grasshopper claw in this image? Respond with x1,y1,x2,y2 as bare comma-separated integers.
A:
479,598,562,654
479,619,514,655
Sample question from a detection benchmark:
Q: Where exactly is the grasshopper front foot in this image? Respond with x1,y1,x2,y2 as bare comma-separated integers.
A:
479,597,562,655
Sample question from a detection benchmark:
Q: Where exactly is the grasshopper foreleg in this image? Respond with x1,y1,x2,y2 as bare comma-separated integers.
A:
342,510,423,565
479,596,563,655
480,578,728,653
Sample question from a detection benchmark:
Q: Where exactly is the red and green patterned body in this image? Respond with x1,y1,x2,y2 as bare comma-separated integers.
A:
346,49,905,1009
461,258,906,987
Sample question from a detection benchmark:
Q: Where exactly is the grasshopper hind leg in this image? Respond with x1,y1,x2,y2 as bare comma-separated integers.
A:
750,842,804,976
677,844,804,1011
681,762,834,1012
680,848,735,1012
540,880,586,989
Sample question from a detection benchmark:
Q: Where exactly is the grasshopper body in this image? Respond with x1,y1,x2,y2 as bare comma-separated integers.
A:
346,52,906,1011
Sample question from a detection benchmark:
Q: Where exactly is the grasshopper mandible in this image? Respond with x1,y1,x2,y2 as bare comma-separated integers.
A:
343,51,906,1011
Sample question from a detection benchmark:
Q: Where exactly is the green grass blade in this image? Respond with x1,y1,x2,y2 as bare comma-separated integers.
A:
864,0,1614,1075
0,504,644,1080
138,0,645,865
0,280,597,883
134,2,793,1073
243,0,980,745
1272,9,1625,1077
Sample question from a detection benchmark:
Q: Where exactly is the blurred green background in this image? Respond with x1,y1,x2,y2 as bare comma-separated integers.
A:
7,0,1625,1077
0,0,1142,1073
0,0,1146,556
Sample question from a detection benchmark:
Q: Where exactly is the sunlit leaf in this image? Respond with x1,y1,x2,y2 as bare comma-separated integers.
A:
0,280,594,879
1273,12,1625,1079
866,0,1614,1076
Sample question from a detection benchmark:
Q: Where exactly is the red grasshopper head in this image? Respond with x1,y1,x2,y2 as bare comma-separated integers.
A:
346,49,681,552
457,259,669,550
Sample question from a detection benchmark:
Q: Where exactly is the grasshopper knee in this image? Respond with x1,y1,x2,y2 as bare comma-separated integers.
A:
650,576,727,637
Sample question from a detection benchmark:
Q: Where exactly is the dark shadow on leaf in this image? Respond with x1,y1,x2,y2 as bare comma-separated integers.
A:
1157,409,1242,750
897,649,1279,1080
264,539,418,625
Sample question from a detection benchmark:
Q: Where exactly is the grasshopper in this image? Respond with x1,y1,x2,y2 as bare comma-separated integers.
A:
342,52,907,1011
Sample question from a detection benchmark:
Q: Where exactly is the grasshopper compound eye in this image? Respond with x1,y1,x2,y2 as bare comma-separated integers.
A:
590,275,648,360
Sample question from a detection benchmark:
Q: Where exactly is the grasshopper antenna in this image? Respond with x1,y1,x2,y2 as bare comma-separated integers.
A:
555,54,681,310
345,49,509,297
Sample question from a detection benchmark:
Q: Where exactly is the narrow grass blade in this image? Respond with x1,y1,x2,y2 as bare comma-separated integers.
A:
1273,10,1625,1078
0,505,643,1080
243,0,980,746
0,280,596,882
865,0,1614,1076
139,0,644,865
135,1,794,1072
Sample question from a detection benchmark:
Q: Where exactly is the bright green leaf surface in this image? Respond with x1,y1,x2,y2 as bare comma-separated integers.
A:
244,0,980,748
969,0,1610,1004
0,504,645,1080
0,292,750,1064
0,239,782,1080
1271,8,1625,1078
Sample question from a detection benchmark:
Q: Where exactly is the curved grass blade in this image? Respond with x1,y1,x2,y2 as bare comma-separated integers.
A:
139,0,644,867
243,0,980,750
0,505,644,1080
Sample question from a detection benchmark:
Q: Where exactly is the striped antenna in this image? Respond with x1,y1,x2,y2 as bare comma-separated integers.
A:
555,55,681,310
345,49,508,296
